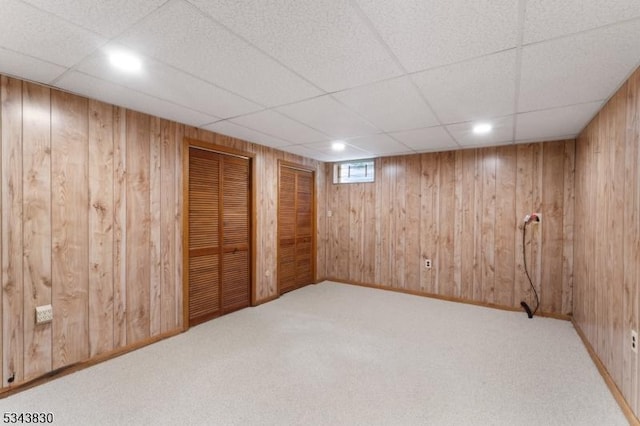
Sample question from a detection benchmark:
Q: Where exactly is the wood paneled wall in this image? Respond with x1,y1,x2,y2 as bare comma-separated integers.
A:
325,141,575,316
0,75,325,389
574,66,640,417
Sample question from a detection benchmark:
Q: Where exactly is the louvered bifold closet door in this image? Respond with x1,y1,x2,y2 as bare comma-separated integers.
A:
295,172,313,286
221,156,250,311
189,148,251,325
278,168,297,293
278,165,314,294
189,148,221,322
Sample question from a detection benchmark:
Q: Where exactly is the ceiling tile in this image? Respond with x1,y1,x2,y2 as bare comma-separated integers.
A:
516,101,603,141
524,0,640,44
230,110,328,144
118,0,322,107
413,50,517,124
56,71,218,127
345,134,413,156
276,95,380,139
390,126,459,152
203,121,291,149
304,140,373,161
519,20,640,112
21,0,166,38
278,144,334,162
0,47,66,84
355,0,519,72
446,116,514,147
77,44,262,119
332,76,439,132
0,0,105,67
189,0,402,92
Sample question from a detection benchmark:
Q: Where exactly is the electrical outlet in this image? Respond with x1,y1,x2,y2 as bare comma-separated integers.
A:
524,213,542,224
327,210,333,217
632,330,638,354
424,259,432,269
35,305,53,324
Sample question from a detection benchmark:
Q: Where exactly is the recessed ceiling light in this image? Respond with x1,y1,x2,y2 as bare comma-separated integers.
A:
108,50,142,73
473,123,492,135
331,141,346,151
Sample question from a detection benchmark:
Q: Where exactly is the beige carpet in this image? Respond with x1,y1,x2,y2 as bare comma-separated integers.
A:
0,281,627,425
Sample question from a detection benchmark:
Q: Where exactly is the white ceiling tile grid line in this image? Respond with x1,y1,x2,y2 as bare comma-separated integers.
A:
346,0,464,151
511,0,527,143
183,0,330,101
2,0,640,161
55,69,227,126
42,0,171,86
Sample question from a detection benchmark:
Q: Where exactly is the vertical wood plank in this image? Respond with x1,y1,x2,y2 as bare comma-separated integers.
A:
2,76,24,384
494,145,516,308
362,170,376,284
391,157,404,288
609,91,626,385
562,140,575,315
573,136,586,326
378,157,393,285
125,110,151,343
453,151,464,297
472,151,483,300
87,100,114,357
481,148,496,304
336,180,349,279
438,151,455,297
161,120,176,333
348,183,364,283
51,90,89,369
594,104,608,358
419,154,436,293
585,118,598,343
327,172,340,279
149,117,161,337
459,149,476,300
515,144,534,308
405,156,421,291
541,141,565,314
253,146,265,298
531,143,544,312
113,107,127,347
174,123,184,327
22,82,52,380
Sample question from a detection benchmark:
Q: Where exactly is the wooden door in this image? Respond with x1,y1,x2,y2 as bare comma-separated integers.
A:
188,147,250,325
278,164,315,294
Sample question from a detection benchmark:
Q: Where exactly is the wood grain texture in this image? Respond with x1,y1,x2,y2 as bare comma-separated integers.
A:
125,110,151,344
112,106,127,348
575,65,640,419
51,90,89,369
161,120,177,333
149,117,162,337
88,100,114,358
326,142,575,315
22,82,52,380
0,74,324,388
174,123,184,328
2,76,24,385
494,146,516,307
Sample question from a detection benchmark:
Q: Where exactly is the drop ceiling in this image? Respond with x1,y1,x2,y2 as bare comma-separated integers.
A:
1,0,640,162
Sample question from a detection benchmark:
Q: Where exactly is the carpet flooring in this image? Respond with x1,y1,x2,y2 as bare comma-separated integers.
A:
0,281,627,425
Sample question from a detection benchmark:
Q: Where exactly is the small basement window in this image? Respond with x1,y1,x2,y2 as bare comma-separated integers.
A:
333,159,375,184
